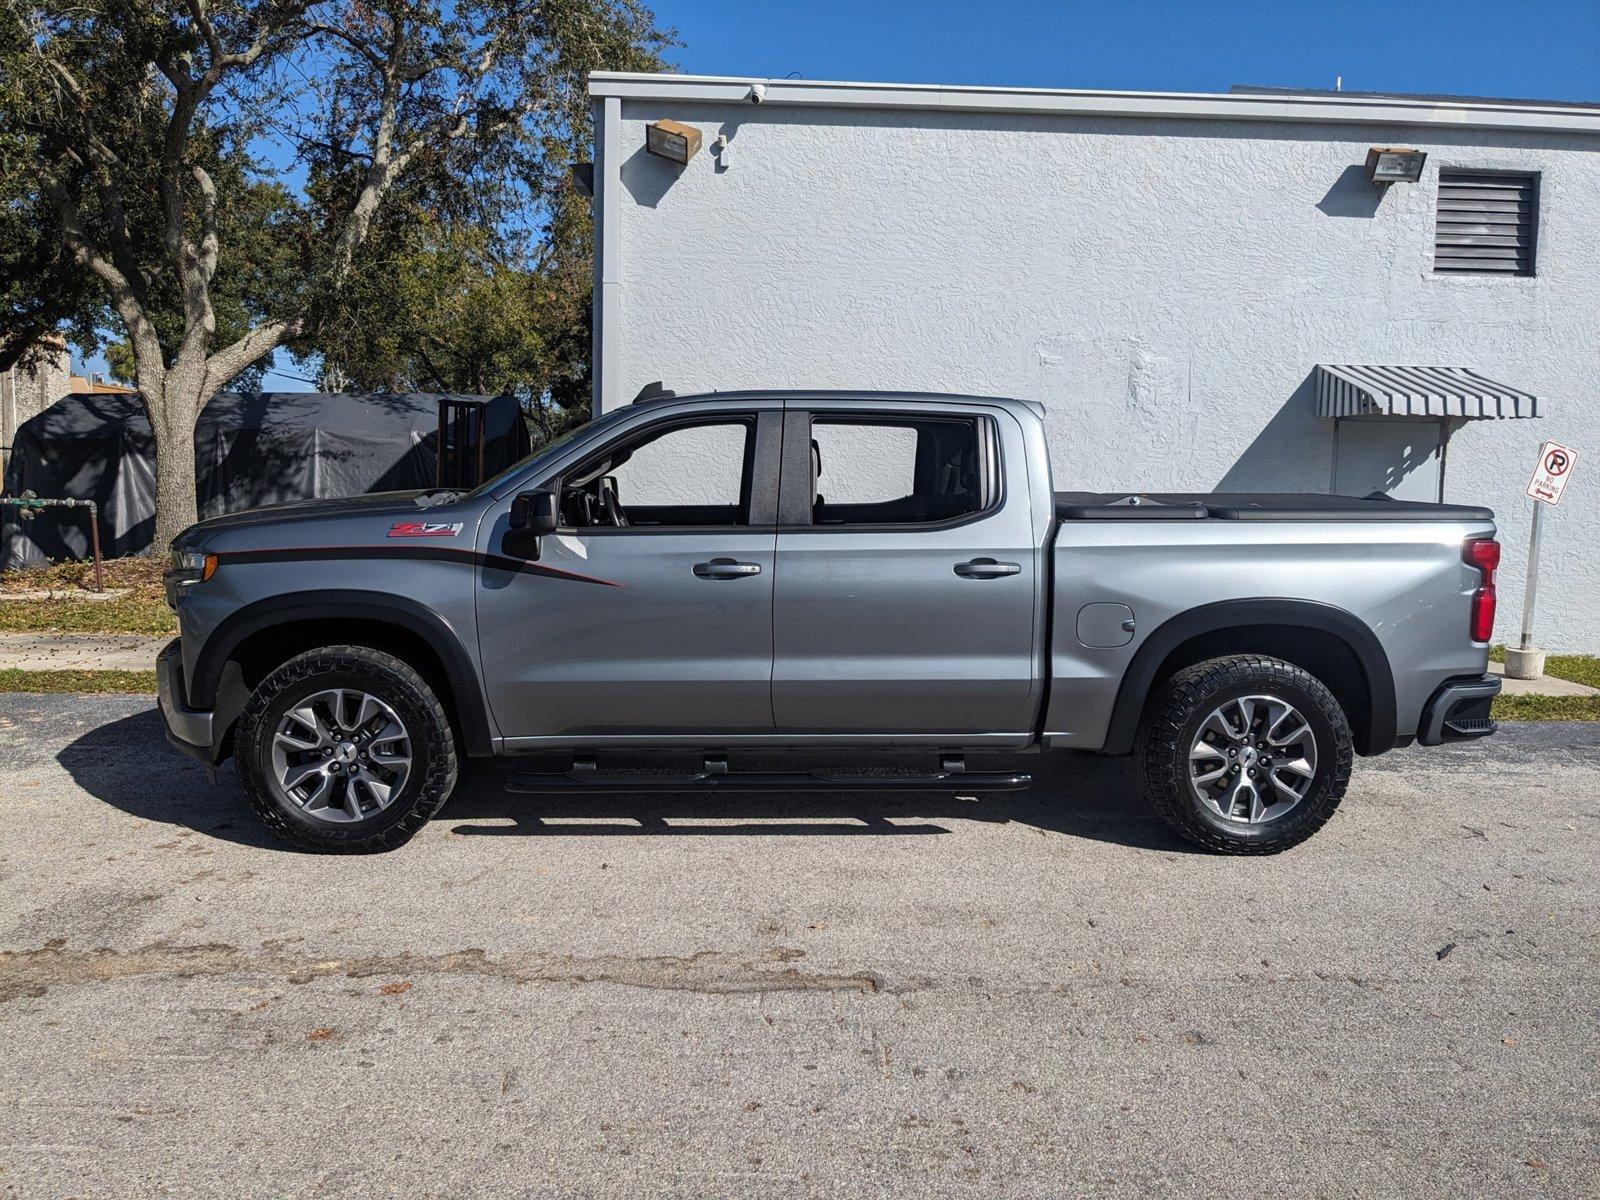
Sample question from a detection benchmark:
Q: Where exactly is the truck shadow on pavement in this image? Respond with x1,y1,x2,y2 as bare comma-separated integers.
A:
60,708,1199,854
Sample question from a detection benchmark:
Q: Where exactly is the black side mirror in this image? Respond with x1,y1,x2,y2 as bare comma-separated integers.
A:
503,489,559,558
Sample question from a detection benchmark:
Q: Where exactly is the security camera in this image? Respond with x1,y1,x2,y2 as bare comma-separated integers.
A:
747,83,767,104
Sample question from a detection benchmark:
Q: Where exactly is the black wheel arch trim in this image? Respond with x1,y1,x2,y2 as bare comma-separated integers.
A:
1102,598,1397,757
190,590,495,757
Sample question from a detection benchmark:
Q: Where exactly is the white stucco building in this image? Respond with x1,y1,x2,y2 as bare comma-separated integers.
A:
587,73,1599,650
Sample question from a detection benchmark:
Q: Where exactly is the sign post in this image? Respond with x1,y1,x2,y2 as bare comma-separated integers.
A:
1509,441,1578,679
1520,503,1544,652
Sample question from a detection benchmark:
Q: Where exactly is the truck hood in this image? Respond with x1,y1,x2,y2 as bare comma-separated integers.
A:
172,491,444,546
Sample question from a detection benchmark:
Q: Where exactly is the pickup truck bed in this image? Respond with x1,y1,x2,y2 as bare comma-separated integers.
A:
1055,492,1496,522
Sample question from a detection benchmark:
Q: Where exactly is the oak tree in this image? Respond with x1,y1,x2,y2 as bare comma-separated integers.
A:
4,0,668,548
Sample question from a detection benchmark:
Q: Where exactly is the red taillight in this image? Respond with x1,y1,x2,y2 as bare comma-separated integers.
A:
1464,539,1500,643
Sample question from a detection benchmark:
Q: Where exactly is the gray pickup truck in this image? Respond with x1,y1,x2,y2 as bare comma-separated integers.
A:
159,390,1503,854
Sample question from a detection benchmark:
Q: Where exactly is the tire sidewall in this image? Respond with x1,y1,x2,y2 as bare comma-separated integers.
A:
1161,665,1349,849
240,655,448,847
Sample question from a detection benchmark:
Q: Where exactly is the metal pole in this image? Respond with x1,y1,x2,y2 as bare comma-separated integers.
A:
1437,418,1451,504
87,501,104,593
435,402,447,489
1520,502,1544,650
475,405,486,488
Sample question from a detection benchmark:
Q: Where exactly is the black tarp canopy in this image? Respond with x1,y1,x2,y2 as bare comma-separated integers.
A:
2,391,530,567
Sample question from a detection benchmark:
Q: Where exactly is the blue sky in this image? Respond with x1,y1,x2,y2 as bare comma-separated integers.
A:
663,0,1600,102
89,0,1600,390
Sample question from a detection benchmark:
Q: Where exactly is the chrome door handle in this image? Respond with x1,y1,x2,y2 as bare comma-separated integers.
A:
954,558,1021,579
694,558,762,579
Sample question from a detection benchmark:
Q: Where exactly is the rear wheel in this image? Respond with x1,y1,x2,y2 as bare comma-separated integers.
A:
235,646,458,852
1139,655,1353,854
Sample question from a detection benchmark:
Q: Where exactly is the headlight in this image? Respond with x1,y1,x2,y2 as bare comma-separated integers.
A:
166,549,218,588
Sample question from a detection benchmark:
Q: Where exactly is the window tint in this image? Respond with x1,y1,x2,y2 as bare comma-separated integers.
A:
562,419,752,528
809,417,988,526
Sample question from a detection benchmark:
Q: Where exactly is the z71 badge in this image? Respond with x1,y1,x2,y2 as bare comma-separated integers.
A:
387,520,464,538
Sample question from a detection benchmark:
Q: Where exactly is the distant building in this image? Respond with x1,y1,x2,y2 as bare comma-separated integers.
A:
1,335,135,475
587,74,1600,649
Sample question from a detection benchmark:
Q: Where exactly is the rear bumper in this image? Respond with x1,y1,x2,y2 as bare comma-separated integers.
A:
1417,673,1501,746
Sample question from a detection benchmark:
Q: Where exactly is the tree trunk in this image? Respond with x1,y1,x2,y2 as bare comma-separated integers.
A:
147,370,204,555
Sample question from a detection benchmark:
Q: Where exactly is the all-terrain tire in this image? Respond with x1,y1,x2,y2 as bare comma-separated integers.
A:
235,646,458,852
1139,654,1354,855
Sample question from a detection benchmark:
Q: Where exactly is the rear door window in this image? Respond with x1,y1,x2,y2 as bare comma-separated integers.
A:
808,416,991,526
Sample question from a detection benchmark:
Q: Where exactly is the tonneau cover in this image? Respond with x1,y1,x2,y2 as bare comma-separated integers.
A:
1054,492,1494,522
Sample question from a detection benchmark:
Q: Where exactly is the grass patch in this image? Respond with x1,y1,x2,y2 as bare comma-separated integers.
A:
1542,654,1600,689
0,556,175,635
0,668,158,694
1489,646,1600,689
1492,693,1600,722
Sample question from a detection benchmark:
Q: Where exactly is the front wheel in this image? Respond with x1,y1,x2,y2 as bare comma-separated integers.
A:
1139,655,1353,854
235,646,459,852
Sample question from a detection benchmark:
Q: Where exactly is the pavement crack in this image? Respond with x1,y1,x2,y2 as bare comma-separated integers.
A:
0,940,910,1002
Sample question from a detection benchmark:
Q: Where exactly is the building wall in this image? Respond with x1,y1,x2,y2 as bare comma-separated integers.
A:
599,100,1600,650
1,341,71,477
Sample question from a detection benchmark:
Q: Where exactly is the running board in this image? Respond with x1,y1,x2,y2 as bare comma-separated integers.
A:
506,755,1031,795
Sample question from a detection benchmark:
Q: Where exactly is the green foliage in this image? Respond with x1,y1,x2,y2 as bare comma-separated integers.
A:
99,144,304,390
0,556,175,634
297,181,595,439
1538,654,1600,689
1488,647,1600,688
2,0,672,404
1492,694,1600,722
0,17,102,370
1486,649,1600,720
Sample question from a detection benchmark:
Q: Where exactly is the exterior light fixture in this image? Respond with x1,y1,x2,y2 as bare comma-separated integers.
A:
1365,146,1427,184
646,119,702,166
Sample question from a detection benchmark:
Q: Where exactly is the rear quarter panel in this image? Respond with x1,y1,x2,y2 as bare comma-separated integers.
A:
1045,517,1495,749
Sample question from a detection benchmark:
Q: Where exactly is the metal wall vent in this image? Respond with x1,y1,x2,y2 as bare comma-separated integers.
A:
1434,170,1538,276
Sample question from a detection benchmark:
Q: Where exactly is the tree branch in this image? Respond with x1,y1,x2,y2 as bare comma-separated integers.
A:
38,61,145,295
205,316,304,390
303,20,386,69
322,18,413,289
49,184,165,391
162,0,311,365
191,164,219,283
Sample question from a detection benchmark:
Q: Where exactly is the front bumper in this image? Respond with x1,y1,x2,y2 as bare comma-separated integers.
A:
1417,673,1501,746
156,638,215,763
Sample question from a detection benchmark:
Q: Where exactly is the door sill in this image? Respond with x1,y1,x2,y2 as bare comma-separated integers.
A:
497,731,1035,753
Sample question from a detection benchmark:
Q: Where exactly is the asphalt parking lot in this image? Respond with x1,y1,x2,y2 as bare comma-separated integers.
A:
1,695,1597,1198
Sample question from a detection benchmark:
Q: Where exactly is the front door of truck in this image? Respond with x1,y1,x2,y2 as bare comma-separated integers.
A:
477,406,782,743
770,404,1042,739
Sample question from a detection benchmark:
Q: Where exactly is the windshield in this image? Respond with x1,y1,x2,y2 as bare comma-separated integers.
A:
464,407,633,500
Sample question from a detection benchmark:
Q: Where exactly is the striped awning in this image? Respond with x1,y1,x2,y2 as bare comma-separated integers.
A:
1315,364,1541,419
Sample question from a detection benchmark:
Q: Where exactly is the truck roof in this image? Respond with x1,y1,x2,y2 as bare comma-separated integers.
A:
630,387,1045,418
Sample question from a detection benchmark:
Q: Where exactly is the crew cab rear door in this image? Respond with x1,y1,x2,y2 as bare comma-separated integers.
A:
770,401,1042,740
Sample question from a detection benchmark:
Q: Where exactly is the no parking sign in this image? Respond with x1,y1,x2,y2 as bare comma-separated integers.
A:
1518,439,1578,652
1526,441,1577,506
